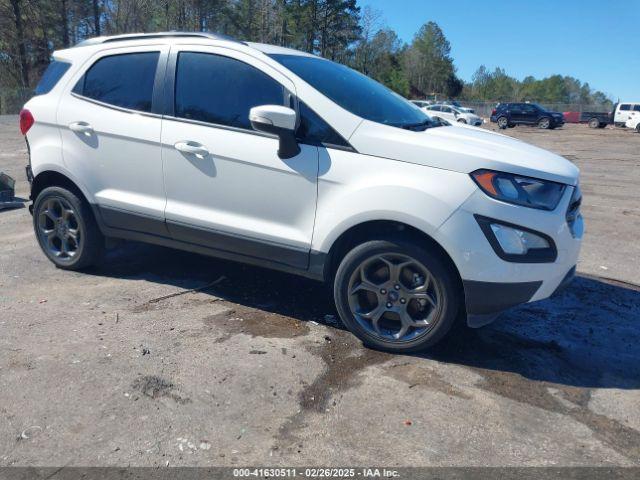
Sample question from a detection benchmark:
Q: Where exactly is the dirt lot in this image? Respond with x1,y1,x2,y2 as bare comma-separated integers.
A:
1,117,639,467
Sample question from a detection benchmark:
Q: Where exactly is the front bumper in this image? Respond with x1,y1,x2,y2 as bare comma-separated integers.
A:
435,185,583,325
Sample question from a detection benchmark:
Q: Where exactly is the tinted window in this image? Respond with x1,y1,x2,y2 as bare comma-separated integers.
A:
175,52,284,130
269,54,433,129
296,101,348,147
35,61,71,95
633,105,640,112
428,105,442,112
522,104,537,113
76,52,159,112
620,104,631,111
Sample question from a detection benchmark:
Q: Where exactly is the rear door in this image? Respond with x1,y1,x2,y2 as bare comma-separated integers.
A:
160,46,319,269
58,46,168,234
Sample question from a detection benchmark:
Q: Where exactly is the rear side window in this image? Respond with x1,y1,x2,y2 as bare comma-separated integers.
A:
620,104,631,111
633,105,640,112
174,52,284,130
34,61,71,95
296,101,349,148
74,52,159,112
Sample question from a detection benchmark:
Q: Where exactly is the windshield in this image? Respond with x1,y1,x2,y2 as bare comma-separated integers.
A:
269,54,437,129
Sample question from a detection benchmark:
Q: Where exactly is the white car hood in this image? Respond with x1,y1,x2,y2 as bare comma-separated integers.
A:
349,120,579,185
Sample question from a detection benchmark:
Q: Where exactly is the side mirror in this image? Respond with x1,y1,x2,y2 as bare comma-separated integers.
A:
249,105,300,159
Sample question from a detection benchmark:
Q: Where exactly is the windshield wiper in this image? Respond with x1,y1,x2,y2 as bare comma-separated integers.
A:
400,119,437,131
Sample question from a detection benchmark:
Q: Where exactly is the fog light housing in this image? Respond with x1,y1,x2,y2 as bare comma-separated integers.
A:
490,223,550,254
475,215,557,263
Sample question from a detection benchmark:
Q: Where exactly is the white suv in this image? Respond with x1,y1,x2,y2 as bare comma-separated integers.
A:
20,32,583,352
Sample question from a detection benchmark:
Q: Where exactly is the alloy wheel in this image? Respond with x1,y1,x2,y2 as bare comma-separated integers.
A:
347,253,441,342
37,197,82,261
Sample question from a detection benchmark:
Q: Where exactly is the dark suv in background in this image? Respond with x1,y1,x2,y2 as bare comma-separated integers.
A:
490,103,564,129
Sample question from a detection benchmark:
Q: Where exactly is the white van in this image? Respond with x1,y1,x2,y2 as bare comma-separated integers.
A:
614,102,640,126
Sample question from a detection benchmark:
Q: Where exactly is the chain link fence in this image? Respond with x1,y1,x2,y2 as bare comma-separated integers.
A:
0,88,33,115
1,87,612,120
458,101,611,118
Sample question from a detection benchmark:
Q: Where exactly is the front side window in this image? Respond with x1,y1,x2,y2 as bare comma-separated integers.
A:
74,52,159,112
175,52,284,130
633,105,640,112
620,104,631,111
269,54,435,129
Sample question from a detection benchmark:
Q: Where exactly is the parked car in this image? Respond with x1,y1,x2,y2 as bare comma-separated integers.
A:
424,104,483,126
440,100,475,114
613,102,640,127
410,100,432,108
580,111,611,128
490,103,564,129
625,111,640,132
20,32,583,353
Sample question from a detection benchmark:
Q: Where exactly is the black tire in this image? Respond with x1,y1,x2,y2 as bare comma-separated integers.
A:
538,117,551,129
636,124,640,133
497,116,509,129
333,239,461,353
33,186,104,270
588,118,600,129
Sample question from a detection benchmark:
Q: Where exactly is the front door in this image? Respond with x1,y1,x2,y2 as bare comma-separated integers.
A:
160,47,318,269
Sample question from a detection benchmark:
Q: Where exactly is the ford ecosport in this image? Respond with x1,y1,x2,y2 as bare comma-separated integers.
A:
20,32,583,352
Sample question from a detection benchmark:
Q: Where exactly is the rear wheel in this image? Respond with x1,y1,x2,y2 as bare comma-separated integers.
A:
497,116,509,129
457,118,467,124
636,124,640,133
33,186,104,270
588,117,600,129
334,239,461,353
538,117,551,129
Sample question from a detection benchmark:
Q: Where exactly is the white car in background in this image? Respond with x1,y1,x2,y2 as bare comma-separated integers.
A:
424,104,483,126
625,111,640,132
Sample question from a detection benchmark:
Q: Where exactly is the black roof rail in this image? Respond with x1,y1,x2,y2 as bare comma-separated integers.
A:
75,31,243,47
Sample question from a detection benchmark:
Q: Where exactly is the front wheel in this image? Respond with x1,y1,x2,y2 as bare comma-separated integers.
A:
636,124,640,133
33,186,104,270
334,239,461,353
538,117,551,129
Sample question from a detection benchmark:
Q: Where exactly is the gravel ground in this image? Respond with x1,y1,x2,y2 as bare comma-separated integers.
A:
0,116,639,467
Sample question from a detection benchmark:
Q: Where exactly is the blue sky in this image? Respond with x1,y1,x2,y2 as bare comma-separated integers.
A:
358,0,639,101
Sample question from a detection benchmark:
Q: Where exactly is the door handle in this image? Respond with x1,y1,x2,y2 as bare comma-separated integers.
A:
174,141,209,157
68,121,94,135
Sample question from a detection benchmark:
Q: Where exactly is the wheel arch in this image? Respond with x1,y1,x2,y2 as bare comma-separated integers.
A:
323,220,464,300
31,168,90,202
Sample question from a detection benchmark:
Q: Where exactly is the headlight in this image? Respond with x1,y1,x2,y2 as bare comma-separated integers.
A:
470,169,566,210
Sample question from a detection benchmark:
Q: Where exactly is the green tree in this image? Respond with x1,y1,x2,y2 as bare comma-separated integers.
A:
402,21,461,97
